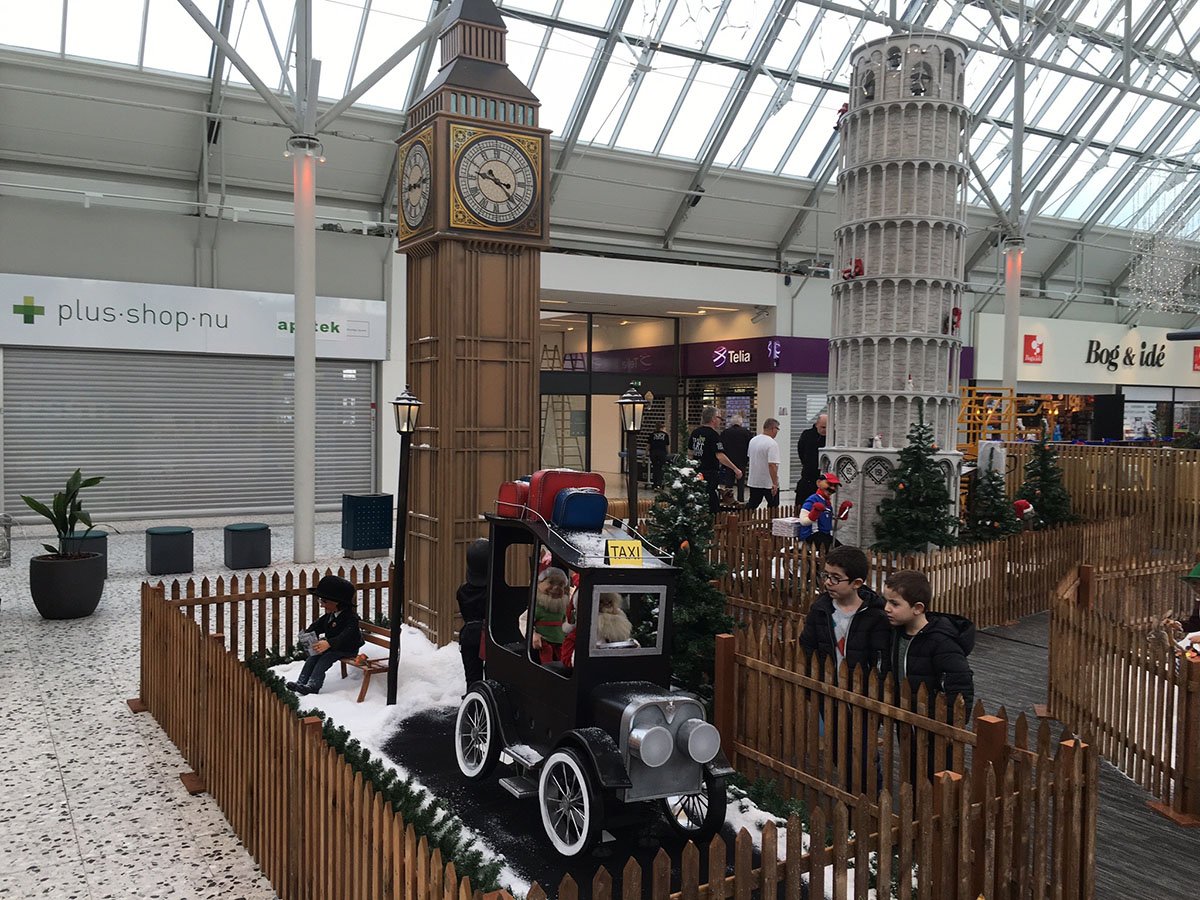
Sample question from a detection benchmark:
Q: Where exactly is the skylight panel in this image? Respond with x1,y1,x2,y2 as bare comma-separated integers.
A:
627,0,677,40
226,0,296,92
496,0,560,16
311,0,367,99
531,30,599,137
503,17,548,85
741,82,821,173
764,6,818,72
556,0,620,28
659,0,726,51
352,1,426,111
142,0,214,77
658,63,738,159
614,63,690,152
2,0,63,54
572,42,640,146
707,0,771,60
963,51,1006,108
712,80,774,166
65,0,144,66
778,111,832,177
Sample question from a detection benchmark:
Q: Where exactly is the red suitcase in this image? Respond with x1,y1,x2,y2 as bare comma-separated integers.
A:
525,469,605,524
496,481,529,518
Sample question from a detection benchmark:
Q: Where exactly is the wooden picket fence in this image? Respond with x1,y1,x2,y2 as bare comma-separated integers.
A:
714,519,1096,632
1047,565,1200,825
1001,442,1200,542
138,574,474,900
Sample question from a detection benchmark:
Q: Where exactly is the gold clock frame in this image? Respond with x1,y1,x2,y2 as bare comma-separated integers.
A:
396,127,434,242
448,123,543,236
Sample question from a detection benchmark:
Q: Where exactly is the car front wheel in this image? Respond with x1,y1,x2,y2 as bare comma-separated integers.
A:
538,748,602,857
454,689,501,781
661,767,726,841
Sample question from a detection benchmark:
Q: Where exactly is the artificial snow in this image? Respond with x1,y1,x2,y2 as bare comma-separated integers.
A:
272,625,531,898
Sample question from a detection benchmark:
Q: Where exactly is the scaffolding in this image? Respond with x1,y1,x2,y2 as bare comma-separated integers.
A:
957,387,1017,462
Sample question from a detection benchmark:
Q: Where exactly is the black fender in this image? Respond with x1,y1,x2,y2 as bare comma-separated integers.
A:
556,727,632,790
464,679,520,751
704,748,735,780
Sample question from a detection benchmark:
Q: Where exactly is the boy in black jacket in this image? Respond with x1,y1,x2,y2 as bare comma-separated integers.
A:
882,569,975,780
287,575,365,696
799,545,890,794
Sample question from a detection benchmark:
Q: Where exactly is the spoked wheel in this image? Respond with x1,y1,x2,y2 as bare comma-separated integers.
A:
454,689,501,781
661,768,727,841
538,748,602,857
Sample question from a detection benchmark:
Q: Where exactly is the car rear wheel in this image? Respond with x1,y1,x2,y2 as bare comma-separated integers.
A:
538,748,601,857
661,767,726,841
454,689,501,781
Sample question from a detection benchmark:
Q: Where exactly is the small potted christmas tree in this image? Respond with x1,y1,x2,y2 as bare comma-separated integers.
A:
1016,438,1073,528
960,465,1021,543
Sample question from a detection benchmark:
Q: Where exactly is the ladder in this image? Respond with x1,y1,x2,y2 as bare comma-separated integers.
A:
540,344,585,469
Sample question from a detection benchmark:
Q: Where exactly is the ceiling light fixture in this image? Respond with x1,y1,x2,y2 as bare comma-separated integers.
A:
541,299,569,305
698,305,739,312
665,310,707,316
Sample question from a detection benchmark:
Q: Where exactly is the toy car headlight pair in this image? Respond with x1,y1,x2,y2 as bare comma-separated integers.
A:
628,719,721,768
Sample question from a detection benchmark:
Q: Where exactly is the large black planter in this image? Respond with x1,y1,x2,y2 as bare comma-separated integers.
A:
29,553,106,619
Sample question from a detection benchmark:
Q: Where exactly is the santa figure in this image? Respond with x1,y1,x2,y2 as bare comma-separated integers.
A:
1013,499,1037,529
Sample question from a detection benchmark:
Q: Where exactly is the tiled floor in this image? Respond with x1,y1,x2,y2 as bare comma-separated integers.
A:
0,513,390,899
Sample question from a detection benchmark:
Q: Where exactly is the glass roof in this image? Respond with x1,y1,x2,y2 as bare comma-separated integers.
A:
6,0,1200,244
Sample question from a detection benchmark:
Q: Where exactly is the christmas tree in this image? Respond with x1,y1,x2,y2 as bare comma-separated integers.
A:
1016,437,1073,527
960,465,1020,543
872,409,959,552
645,455,735,701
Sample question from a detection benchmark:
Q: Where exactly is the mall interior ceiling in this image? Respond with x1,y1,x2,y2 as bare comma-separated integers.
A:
3,0,1200,326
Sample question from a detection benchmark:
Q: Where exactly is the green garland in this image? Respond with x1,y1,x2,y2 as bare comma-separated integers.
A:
245,650,502,891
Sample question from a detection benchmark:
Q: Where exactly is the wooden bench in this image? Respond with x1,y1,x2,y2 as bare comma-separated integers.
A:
338,621,391,703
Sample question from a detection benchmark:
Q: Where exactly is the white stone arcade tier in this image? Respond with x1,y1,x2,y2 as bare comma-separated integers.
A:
826,393,957,451
833,219,966,283
839,160,967,223
839,103,968,172
829,336,960,396
832,276,963,336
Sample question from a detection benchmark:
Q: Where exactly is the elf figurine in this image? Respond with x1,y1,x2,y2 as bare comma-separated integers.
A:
1013,498,1037,529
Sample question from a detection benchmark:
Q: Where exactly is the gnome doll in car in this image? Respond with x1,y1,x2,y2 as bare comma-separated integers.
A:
532,566,571,663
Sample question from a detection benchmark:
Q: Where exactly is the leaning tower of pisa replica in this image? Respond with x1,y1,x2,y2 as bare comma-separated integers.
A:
823,34,968,549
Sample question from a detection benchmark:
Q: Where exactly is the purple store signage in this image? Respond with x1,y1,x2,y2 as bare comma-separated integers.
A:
588,337,974,379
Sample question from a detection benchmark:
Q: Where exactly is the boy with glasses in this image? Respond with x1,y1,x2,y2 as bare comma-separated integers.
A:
799,545,890,794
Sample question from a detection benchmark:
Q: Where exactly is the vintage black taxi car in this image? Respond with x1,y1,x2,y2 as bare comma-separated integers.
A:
452,475,731,857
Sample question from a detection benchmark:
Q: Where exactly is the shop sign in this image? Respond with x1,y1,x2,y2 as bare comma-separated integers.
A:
1023,334,1043,364
2,274,387,360
976,313,1199,386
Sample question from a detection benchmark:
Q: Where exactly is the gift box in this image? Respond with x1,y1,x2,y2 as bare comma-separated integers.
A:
771,517,804,538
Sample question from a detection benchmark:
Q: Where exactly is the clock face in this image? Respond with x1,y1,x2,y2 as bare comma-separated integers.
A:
400,140,431,230
453,134,537,227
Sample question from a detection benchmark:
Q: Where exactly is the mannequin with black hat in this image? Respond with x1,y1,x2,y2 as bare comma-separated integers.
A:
456,539,490,684
287,575,365,695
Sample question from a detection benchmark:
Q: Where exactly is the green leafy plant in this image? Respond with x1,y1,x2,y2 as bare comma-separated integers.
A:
21,469,105,557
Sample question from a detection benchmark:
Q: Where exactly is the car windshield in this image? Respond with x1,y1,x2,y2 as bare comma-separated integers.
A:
589,585,664,657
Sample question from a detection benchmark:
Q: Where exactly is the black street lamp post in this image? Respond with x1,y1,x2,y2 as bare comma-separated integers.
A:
616,385,647,531
387,386,422,706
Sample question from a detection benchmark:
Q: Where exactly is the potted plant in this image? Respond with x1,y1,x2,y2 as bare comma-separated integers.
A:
21,470,107,619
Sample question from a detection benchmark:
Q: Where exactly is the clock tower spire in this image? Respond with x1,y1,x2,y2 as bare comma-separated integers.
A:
394,0,549,645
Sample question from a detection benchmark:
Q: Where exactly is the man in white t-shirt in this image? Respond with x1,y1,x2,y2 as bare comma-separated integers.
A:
746,418,782,509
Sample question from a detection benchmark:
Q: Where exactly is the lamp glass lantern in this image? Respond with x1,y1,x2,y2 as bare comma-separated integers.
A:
617,386,646,432
391,388,422,434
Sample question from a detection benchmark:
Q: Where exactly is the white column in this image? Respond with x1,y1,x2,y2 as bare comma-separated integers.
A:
1002,240,1023,395
756,372,793,493
380,251,408,507
292,147,317,564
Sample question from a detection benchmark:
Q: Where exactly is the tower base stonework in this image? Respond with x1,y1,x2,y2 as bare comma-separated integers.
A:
821,446,961,550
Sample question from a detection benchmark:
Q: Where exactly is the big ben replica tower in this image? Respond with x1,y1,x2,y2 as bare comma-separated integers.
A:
395,0,548,645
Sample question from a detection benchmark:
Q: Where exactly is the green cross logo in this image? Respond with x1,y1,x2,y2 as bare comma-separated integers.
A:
13,296,44,324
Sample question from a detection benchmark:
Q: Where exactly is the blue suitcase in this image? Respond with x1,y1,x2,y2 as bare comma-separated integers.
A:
551,487,608,532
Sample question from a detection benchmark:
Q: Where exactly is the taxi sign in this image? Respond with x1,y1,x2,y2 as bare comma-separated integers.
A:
605,540,643,566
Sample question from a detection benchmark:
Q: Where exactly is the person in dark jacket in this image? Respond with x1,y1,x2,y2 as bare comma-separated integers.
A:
287,575,365,695
794,412,827,503
882,569,975,781
719,415,752,503
457,538,490,684
799,545,890,794
648,424,671,489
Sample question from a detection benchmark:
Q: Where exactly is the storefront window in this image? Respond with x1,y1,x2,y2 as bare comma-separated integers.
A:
539,311,588,372
541,394,588,469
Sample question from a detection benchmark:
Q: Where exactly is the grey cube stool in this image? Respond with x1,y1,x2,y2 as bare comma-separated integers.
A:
146,526,193,576
224,522,271,569
64,530,108,579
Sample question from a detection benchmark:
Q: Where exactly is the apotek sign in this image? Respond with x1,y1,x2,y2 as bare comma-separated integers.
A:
2,274,386,360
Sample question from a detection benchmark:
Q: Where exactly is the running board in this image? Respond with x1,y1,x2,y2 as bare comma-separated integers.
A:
499,775,538,799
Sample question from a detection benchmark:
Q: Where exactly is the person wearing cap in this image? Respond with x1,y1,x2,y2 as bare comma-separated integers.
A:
457,538,490,684
287,575,364,695
799,472,841,549
1177,563,1200,644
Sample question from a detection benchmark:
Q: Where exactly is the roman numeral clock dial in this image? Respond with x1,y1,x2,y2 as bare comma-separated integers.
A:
452,130,538,230
400,140,431,229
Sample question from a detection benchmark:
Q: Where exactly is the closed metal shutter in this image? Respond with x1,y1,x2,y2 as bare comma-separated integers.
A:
3,348,375,520
789,375,829,480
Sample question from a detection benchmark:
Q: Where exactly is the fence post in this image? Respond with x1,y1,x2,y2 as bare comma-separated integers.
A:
713,633,736,765
1151,656,1200,826
931,770,962,895
1078,564,1094,609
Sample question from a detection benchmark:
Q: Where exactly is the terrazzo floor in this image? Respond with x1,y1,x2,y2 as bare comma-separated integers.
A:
0,513,391,899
